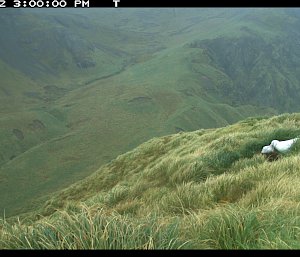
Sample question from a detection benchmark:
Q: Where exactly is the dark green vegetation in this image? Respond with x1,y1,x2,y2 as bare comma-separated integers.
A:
1,8,300,217
1,113,300,249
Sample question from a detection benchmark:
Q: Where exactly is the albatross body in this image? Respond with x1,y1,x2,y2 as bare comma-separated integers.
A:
271,138,298,153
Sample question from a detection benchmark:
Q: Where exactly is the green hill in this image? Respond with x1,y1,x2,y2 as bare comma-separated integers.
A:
1,113,300,249
2,8,300,218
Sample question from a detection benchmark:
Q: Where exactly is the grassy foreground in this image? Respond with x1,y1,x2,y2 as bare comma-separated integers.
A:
1,113,300,249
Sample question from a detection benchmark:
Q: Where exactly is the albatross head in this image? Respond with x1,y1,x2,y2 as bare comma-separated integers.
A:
261,145,275,154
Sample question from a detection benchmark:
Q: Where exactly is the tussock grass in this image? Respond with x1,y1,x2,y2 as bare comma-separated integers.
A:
183,202,300,249
2,113,300,249
0,205,189,249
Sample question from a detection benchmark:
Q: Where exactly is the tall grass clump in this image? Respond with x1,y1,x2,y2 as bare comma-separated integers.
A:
183,202,300,249
0,204,190,249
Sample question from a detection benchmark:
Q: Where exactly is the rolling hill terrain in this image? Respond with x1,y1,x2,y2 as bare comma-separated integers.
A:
1,8,300,217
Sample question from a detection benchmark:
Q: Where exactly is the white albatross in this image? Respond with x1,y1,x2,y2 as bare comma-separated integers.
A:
261,138,299,154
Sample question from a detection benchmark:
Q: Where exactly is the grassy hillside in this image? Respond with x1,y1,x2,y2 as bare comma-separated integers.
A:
0,43,275,217
2,8,300,218
1,113,300,249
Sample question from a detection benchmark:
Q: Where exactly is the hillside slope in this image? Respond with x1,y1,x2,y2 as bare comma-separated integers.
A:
2,8,300,218
1,113,300,249
0,45,275,217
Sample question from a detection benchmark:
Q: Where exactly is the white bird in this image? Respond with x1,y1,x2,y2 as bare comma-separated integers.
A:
261,138,299,154
270,138,298,153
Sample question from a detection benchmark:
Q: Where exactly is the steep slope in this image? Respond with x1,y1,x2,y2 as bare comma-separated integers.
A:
0,44,275,217
186,8,300,112
0,59,43,112
2,8,300,218
2,113,300,249
0,9,166,216
0,10,134,84
33,112,300,217
192,34,300,111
